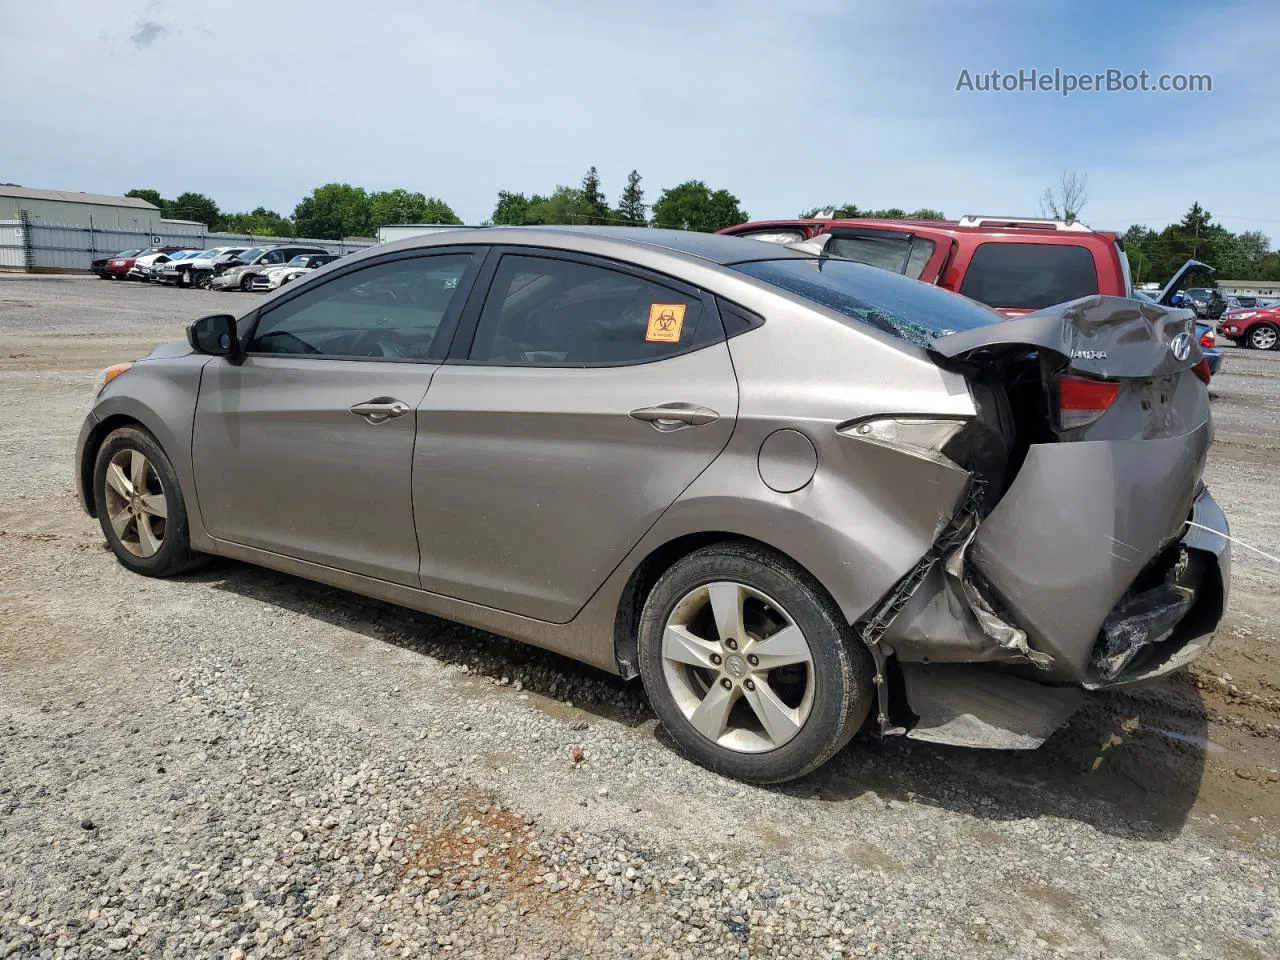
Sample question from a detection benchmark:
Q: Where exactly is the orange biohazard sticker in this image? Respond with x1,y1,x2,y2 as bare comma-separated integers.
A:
646,303,686,343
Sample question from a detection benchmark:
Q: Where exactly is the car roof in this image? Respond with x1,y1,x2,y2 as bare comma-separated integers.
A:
375,225,813,266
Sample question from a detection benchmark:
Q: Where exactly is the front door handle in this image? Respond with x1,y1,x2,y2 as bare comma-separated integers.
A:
629,403,720,432
349,397,410,424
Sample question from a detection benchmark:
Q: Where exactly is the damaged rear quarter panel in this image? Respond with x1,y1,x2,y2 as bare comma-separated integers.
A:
967,422,1209,683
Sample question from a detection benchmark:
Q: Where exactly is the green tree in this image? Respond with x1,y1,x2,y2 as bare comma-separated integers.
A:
420,197,462,225
218,207,296,237
168,191,220,228
293,183,374,239
370,188,428,226
125,188,165,209
526,186,598,225
798,204,945,220
492,190,543,225
580,166,610,224
615,170,647,225
1236,230,1272,264
651,181,747,232
905,208,946,220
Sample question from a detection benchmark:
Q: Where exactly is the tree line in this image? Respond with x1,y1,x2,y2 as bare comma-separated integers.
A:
1122,203,1279,285
123,176,1279,284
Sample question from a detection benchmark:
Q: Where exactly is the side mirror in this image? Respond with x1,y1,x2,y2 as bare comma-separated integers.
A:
187,314,241,361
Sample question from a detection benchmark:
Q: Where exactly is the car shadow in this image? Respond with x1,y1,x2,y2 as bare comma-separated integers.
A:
189,559,652,729
190,559,1207,841
791,677,1211,841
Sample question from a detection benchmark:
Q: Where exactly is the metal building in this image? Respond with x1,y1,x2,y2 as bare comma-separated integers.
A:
0,185,163,230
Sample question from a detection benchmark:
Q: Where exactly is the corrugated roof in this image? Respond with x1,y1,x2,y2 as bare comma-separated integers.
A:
0,186,160,209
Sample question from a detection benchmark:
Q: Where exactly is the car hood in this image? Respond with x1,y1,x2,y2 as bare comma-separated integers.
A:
140,340,194,361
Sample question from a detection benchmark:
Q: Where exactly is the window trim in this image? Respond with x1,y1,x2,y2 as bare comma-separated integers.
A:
239,246,487,364
445,246,727,368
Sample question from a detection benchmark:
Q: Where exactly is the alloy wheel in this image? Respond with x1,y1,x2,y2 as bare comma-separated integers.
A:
102,449,168,558
1250,325,1278,350
661,581,815,753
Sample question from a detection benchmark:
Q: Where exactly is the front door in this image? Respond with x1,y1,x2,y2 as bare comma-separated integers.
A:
191,250,477,585
413,251,739,622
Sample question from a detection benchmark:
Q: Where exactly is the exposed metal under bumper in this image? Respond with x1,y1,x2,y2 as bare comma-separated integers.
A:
902,663,1084,749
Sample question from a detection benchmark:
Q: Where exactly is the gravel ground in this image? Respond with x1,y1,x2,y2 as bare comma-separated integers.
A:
1,275,1277,960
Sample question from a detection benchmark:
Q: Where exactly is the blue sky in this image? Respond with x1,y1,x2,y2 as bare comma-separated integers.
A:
2,0,1277,240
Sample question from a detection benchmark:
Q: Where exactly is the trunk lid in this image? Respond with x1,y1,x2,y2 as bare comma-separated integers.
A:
930,294,1203,380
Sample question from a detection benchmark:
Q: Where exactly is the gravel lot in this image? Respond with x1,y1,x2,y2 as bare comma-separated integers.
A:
1,275,1277,960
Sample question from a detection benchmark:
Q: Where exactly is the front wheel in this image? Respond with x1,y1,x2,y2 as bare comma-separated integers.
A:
239,274,254,292
93,426,200,577
638,543,875,784
1247,323,1278,351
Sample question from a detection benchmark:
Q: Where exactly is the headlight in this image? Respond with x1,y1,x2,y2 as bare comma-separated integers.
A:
92,362,133,399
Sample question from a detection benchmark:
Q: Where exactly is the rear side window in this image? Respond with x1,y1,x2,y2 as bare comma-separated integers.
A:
468,255,710,366
826,233,936,280
959,242,1099,310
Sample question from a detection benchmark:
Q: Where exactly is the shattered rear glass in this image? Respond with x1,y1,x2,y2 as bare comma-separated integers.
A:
731,258,1002,348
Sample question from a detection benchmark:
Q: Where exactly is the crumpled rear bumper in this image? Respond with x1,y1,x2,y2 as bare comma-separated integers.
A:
880,428,1229,747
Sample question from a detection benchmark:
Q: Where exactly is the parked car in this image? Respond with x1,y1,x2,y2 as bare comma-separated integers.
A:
183,247,249,289
100,246,185,280
209,245,332,291
152,250,204,283
93,249,143,279
129,249,198,281
77,227,1228,784
249,253,341,292
721,214,1216,382
1183,287,1227,321
1219,303,1280,350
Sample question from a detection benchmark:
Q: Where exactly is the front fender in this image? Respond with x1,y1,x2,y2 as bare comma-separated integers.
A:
79,355,213,549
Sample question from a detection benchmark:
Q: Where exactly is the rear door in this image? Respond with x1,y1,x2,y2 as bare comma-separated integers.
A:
192,249,479,585
412,249,739,622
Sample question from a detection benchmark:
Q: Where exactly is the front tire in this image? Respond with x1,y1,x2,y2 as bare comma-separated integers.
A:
93,426,199,577
1247,323,1278,351
239,274,254,292
637,542,874,784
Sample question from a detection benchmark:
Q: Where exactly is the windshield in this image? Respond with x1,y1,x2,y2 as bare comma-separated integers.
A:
732,258,1001,348
234,247,265,263
287,255,312,266
113,249,141,258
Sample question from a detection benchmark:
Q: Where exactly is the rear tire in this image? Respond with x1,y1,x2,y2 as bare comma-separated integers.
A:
93,426,200,578
1247,323,1278,351
637,542,874,784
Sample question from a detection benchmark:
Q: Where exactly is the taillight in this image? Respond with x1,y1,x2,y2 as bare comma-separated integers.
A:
1199,329,1215,348
1192,358,1211,385
1056,374,1121,430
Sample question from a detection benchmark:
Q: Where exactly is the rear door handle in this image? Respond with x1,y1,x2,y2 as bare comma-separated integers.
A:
349,397,410,424
629,403,720,432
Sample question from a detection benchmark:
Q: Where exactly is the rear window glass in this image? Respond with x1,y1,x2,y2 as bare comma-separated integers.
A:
826,233,936,280
959,242,1098,310
738,229,807,244
732,258,1000,348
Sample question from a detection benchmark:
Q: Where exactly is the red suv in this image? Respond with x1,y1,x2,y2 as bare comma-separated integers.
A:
719,215,1208,318
720,215,1213,380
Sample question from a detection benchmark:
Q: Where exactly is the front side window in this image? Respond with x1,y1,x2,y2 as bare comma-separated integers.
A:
261,250,288,265
825,233,936,280
249,254,472,359
959,242,1099,310
468,255,707,366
